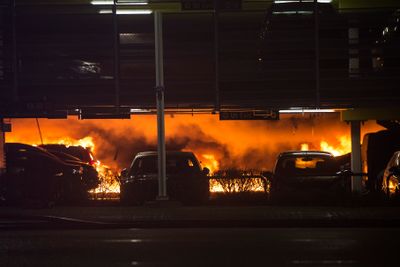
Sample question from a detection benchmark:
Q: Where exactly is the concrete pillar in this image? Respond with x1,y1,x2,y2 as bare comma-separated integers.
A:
351,120,363,193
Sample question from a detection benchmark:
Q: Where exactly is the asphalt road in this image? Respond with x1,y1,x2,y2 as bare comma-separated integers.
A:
0,227,398,266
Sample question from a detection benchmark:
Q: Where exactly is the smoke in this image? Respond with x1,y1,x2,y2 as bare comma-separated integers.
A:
5,113,384,172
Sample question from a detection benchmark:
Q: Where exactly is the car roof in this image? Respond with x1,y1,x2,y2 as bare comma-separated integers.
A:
6,142,46,151
5,142,69,164
278,150,334,158
135,151,196,158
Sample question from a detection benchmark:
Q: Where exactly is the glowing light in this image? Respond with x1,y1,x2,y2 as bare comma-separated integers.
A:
279,109,336,114
99,9,152,14
116,9,152,14
274,0,332,3
130,108,152,113
91,0,113,4
91,0,148,5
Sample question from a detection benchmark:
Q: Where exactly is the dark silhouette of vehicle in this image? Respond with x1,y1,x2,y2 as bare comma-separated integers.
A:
361,120,400,194
269,151,351,202
120,151,210,205
381,151,400,199
44,149,100,192
39,144,97,166
1,143,84,206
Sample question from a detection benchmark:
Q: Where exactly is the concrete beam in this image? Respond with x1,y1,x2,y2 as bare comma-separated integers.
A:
341,108,400,122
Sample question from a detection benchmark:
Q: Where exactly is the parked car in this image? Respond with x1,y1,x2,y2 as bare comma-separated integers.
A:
39,144,97,166
1,143,84,206
45,149,100,192
120,151,210,205
361,122,400,193
381,151,400,199
269,151,351,202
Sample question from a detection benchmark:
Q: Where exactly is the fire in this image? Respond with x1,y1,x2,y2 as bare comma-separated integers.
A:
90,160,120,198
209,177,267,193
299,135,351,157
320,135,351,156
200,154,219,174
31,136,120,196
301,143,309,151
57,136,95,151
5,114,383,199
53,137,121,195
209,170,269,193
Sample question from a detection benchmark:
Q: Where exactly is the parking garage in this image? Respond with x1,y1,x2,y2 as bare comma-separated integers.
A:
2,1,400,266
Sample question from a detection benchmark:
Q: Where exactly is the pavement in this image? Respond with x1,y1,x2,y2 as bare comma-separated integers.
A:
2,200,400,228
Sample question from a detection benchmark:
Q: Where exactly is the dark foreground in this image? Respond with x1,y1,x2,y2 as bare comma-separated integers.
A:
1,227,399,266
2,203,400,266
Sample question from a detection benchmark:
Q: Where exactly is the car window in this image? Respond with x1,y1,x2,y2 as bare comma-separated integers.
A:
130,156,158,175
130,155,201,175
276,156,336,176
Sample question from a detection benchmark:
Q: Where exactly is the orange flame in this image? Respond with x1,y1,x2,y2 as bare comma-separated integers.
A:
209,177,267,193
300,135,351,157
200,154,219,174
300,143,309,151
320,135,351,156
32,136,120,196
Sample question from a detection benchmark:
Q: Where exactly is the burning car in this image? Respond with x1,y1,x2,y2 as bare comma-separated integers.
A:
1,143,84,206
39,144,97,166
120,151,210,205
381,151,400,200
44,149,100,193
269,151,351,203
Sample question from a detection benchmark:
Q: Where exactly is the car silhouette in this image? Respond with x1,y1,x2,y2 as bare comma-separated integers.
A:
269,151,351,203
381,151,400,200
1,143,84,206
120,151,210,205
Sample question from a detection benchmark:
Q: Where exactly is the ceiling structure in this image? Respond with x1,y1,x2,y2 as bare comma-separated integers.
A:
0,0,399,118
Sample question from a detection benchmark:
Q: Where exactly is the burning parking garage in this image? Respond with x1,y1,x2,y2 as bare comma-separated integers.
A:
2,113,384,201
1,1,400,266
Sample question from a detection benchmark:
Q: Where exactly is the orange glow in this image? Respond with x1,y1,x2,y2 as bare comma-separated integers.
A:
5,114,384,197
300,135,351,157
320,135,351,156
58,136,95,151
300,143,309,151
200,154,219,174
10,134,120,196
209,177,267,193
90,160,120,198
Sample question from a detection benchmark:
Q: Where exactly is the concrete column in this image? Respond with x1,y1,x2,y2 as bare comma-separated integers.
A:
351,120,363,193
155,11,168,200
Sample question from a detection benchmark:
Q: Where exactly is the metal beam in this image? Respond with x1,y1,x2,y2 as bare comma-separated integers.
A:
155,11,168,200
